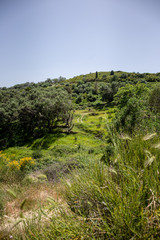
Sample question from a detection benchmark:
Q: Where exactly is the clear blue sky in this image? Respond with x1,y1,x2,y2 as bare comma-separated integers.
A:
0,0,160,87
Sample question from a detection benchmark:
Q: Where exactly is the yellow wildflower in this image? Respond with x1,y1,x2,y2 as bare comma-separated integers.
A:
19,157,35,168
8,160,20,170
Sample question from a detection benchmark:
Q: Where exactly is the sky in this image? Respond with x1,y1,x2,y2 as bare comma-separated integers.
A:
0,0,160,87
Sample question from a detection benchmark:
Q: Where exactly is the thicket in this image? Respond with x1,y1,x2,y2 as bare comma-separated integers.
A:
66,71,160,109
1,71,160,149
113,83,160,134
0,87,73,148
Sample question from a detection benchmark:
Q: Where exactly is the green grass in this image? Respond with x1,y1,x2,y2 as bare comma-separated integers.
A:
2,113,160,239
0,108,117,239
73,109,114,137
0,109,112,191
3,146,33,159
1,109,111,172
7,132,160,239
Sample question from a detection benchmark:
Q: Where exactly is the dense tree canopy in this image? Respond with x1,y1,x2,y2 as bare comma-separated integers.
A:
0,87,72,148
1,71,160,147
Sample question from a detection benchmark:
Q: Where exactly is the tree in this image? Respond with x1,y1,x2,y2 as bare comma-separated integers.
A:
110,70,114,75
0,87,73,147
114,97,141,133
95,71,98,79
100,84,113,102
113,83,149,132
114,83,148,108
100,82,119,103
19,88,73,138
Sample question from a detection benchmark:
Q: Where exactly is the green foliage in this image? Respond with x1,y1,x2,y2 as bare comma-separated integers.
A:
149,84,160,113
110,70,114,75
2,71,160,239
113,83,150,132
11,132,160,239
100,82,120,103
114,97,142,132
0,87,73,147
32,148,43,159
114,83,148,108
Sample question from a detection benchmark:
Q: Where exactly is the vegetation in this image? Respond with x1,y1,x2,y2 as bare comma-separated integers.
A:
1,71,160,239
0,87,73,148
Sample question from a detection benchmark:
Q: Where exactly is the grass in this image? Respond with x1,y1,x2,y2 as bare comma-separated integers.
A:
4,132,160,239
20,133,160,239
1,109,110,172
3,108,149,239
0,110,109,205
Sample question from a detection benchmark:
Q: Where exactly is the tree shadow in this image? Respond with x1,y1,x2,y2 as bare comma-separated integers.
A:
30,132,64,150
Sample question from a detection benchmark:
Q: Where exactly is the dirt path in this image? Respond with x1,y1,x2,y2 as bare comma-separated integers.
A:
77,113,88,123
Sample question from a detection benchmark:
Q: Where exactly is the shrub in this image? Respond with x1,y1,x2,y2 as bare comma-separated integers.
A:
0,151,35,173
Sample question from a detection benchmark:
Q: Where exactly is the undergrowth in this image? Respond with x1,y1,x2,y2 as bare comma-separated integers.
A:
7,132,160,240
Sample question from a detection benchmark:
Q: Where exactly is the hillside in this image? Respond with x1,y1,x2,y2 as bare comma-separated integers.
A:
0,71,160,239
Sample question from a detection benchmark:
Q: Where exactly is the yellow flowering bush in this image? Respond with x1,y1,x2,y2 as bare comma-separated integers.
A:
0,150,35,172
0,151,7,161
8,160,20,170
19,157,35,170
0,151,9,166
